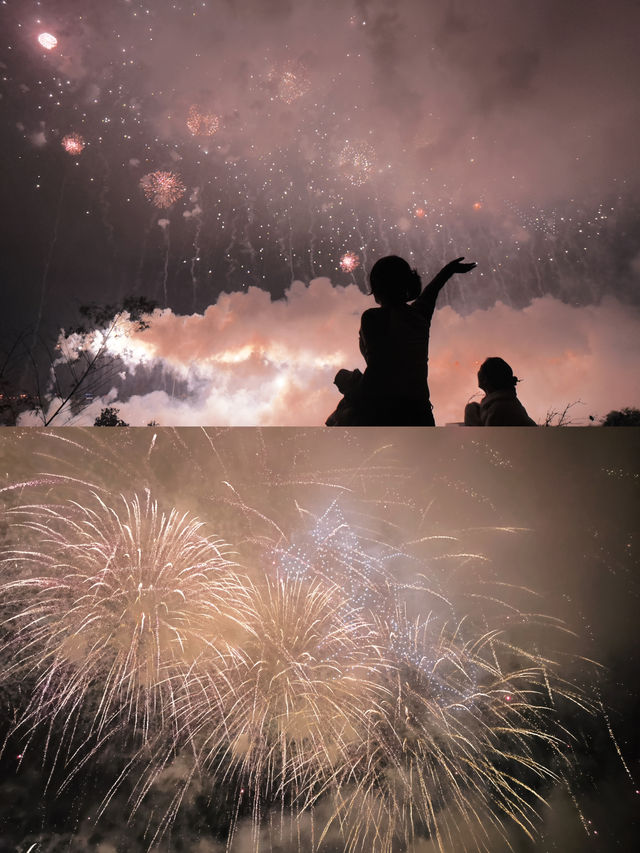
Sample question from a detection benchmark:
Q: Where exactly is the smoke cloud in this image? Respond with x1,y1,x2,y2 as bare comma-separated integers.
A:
20,278,640,426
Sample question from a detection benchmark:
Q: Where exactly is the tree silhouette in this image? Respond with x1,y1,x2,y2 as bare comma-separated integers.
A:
2,297,156,426
601,407,640,426
94,407,129,427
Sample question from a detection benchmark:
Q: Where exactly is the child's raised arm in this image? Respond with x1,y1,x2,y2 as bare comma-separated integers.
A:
413,257,476,316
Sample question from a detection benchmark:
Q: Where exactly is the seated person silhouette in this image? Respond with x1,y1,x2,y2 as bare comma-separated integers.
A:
464,357,537,426
326,255,476,426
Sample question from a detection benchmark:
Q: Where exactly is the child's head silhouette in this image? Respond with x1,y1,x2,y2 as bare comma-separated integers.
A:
369,256,422,305
478,357,519,393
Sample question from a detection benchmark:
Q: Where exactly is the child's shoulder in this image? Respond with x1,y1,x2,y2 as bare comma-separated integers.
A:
361,306,385,322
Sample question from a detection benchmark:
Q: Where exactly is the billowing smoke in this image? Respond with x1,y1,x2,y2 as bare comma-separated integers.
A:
20,278,640,426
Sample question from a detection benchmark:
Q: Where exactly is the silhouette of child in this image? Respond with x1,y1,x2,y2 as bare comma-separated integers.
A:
464,357,536,426
326,255,476,426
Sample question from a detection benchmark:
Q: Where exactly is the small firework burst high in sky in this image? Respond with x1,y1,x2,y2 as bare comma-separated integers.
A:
140,170,186,208
338,141,376,186
61,132,85,155
340,250,360,272
268,60,311,104
37,32,57,50
186,105,220,137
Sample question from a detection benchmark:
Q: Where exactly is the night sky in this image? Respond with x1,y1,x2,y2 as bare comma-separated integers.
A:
1,0,639,425
0,427,639,851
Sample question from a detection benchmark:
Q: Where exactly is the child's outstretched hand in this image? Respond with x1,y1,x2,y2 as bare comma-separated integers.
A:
445,257,477,275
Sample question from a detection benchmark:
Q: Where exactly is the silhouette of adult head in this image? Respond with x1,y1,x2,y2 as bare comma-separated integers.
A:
369,256,422,306
477,357,519,394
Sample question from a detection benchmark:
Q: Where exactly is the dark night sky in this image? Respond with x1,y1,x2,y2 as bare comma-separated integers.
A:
0,427,638,851
1,0,639,424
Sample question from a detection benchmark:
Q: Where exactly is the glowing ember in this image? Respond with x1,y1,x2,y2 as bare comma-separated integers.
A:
414,207,426,218
473,201,483,210
62,133,85,155
340,251,360,273
38,32,57,50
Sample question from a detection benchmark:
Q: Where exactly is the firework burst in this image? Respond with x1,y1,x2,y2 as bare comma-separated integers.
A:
140,170,186,208
338,141,376,186
186,105,220,137
340,251,360,273
267,61,311,104
0,455,599,853
189,572,388,817
38,32,57,50
0,492,248,756
320,604,587,852
61,132,85,155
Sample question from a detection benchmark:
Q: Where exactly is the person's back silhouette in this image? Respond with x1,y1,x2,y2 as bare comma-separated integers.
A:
464,357,537,426
327,255,475,426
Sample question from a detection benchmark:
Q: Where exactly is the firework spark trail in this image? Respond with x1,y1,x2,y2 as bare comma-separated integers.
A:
159,219,171,307
96,150,117,264
188,192,203,312
27,167,69,365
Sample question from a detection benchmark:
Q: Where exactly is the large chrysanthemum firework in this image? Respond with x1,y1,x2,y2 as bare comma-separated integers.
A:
188,573,388,813
321,607,584,853
1,493,248,753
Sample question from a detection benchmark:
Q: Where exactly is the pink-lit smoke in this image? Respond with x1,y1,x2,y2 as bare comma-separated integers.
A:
20,280,640,427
